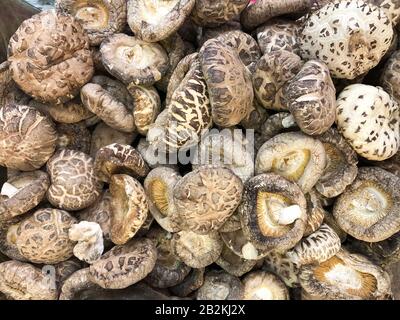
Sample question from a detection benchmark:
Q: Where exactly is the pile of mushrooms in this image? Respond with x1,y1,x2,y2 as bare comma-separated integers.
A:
1,0,400,300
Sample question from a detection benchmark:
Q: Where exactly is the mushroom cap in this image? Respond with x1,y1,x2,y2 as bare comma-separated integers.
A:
173,166,243,234
197,21,242,48
15,208,77,264
303,189,326,236
0,104,57,171
89,237,157,289
100,33,169,85
0,261,58,300
170,267,205,298
380,50,400,104
242,271,289,300
56,0,127,46
336,84,399,161
300,0,393,79
47,149,103,211
264,250,301,288
240,173,307,252
199,38,253,127
127,0,195,42
191,0,249,27
0,170,49,222
0,61,30,107
55,258,83,284
0,217,28,262
255,132,327,193
252,50,303,111
283,60,336,135
259,112,298,142
109,174,149,245
94,143,149,183
333,167,400,242
240,98,269,132
216,243,258,277
56,122,91,154
171,230,223,268
369,0,400,25
8,10,94,103
196,270,244,300
219,209,242,233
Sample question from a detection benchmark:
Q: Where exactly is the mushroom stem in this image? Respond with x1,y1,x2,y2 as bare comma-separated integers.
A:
242,242,259,260
276,205,302,225
0,182,19,198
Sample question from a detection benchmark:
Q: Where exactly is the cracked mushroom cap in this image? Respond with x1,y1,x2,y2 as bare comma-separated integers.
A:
0,170,49,222
299,249,392,300
144,167,182,233
264,250,301,288
100,33,169,85
199,38,253,127
216,243,258,277
171,230,223,268
242,271,289,300
127,0,195,42
0,104,57,171
94,143,149,183
173,166,243,234
240,173,308,252
304,189,326,236
15,208,77,264
336,84,399,161
219,209,242,233
0,61,30,107
8,10,94,104
56,0,127,46
47,149,103,211
300,1,393,80
197,270,244,300
109,174,148,245
56,122,91,154
333,167,400,242
191,0,249,27
255,132,326,193
170,267,205,298
241,98,269,132
0,261,58,300
282,60,336,135
253,50,303,111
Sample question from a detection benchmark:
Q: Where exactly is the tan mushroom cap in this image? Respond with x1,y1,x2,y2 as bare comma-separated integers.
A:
15,208,77,264
59,267,97,300
89,237,157,289
200,38,253,127
242,271,289,300
255,132,326,193
56,0,127,46
0,170,49,222
0,61,30,107
264,250,300,288
109,174,148,245
336,84,399,161
47,149,103,211
219,209,242,233
197,270,244,300
8,10,94,104
127,0,195,42
333,167,400,242
171,230,223,268
56,122,91,154
100,33,169,85
299,249,392,300
370,0,400,25
170,267,205,298
216,243,258,277
0,217,28,262
303,189,326,236
0,104,57,171
0,261,58,300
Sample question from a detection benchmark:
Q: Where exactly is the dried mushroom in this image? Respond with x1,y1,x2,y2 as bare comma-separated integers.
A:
242,271,289,300
216,243,258,277
219,209,242,233
264,250,300,288
170,268,205,298
0,61,29,107
55,259,83,285
56,122,91,154
259,112,298,142
0,217,27,262
369,0,400,26
380,50,400,104
196,270,244,300
303,189,326,236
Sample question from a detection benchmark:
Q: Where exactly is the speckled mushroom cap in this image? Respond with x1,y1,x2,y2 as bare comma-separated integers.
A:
255,132,326,193
304,189,326,237
0,261,58,300
197,21,242,47
299,249,392,300
380,50,400,103
94,143,149,183
215,243,258,277
15,208,77,264
199,38,253,127
256,19,300,55
253,50,303,111
240,173,307,252
333,167,400,242
100,33,169,85
264,250,301,288
283,60,336,135
171,230,223,268
196,270,244,300
315,128,358,198
369,150,400,178
47,149,103,211
144,167,182,233
170,267,205,298
81,76,135,133
56,0,127,46
0,170,49,222
241,98,269,133
127,0,195,42
89,237,157,289
242,271,289,300
56,122,91,154
109,174,148,245
0,61,29,107
369,0,400,25
0,104,57,171
8,10,94,103
300,0,393,79
336,84,399,161
0,217,28,261
173,166,243,234
127,84,161,135
191,0,249,27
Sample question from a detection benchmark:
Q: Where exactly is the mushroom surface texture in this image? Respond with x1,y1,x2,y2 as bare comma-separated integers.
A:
242,271,290,300
196,270,244,300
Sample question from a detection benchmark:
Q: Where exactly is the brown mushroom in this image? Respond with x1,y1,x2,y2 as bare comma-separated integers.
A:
0,217,28,262
170,268,205,298
381,50,400,104
0,61,30,107
216,243,258,277
304,189,326,236
197,21,242,48
242,271,289,300
55,258,83,285
219,209,242,233
258,112,298,142
264,250,300,288
196,270,244,300
56,122,91,154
